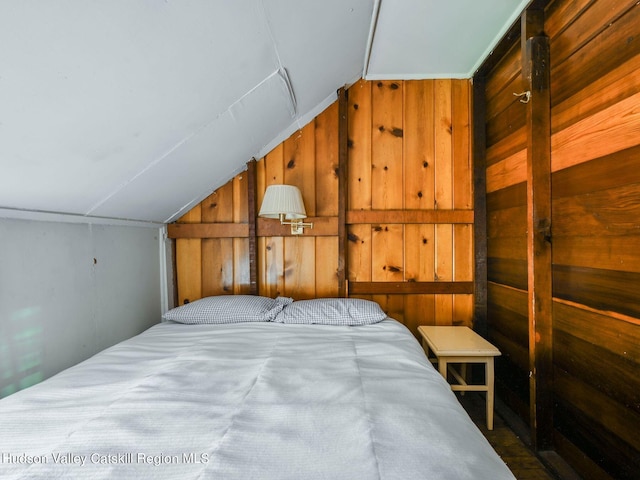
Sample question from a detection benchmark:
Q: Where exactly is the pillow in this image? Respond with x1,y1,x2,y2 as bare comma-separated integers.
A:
273,298,387,326
162,295,286,324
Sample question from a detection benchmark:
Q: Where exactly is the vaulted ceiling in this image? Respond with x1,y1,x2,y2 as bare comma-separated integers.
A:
0,0,528,223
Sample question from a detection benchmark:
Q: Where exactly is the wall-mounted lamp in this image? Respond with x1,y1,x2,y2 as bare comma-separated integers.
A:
258,185,313,235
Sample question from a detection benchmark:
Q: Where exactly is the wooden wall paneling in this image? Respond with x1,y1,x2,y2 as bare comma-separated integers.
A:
452,80,474,327
472,75,489,336
337,88,349,297
552,89,640,174
201,183,234,297
315,237,338,298
554,328,640,418
452,79,472,209
523,9,553,449
283,123,316,299
404,294,435,335
487,284,529,361
550,0,638,73
373,294,404,325
485,46,524,125
485,40,522,114
404,80,435,210
453,224,474,326
486,96,527,151
481,14,531,431
434,79,454,325
348,79,372,211
371,81,404,210
404,224,435,282
486,126,527,169
550,1,640,107
173,79,476,335
434,79,453,210
371,224,404,282
232,174,249,294
259,146,285,298
176,205,202,304
554,300,640,364
347,81,372,286
314,102,339,217
246,159,258,295
347,224,372,283
486,149,527,193
553,402,638,480
434,221,453,325
284,235,316,299
315,98,341,297
553,235,640,272
285,122,316,215
554,367,640,478
552,51,640,133
553,266,640,319
543,0,591,41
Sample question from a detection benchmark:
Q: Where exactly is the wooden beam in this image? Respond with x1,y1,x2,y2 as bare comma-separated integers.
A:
167,223,249,239
247,159,258,295
472,74,489,338
338,87,349,298
346,209,473,224
349,281,474,295
168,217,339,238
257,217,338,237
522,7,553,451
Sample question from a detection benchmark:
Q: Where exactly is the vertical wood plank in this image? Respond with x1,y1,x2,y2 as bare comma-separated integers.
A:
337,88,349,297
284,124,316,299
315,237,339,297
260,146,285,298
404,294,436,334
404,80,435,210
348,224,372,282
315,101,339,217
434,79,454,325
405,224,435,282
176,205,202,304
372,80,404,210
435,222,454,324
285,122,316,215
233,174,249,294
201,183,233,296
435,79,453,210
453,79,472,209
348,80,372,211
347,81,371,291
284,237,316,299
524,11,554,450
371,224,404,281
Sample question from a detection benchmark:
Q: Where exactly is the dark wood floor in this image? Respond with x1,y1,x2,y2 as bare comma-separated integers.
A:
457,393,572,480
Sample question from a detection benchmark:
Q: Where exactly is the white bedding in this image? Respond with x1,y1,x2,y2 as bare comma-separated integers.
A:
0,319,515,479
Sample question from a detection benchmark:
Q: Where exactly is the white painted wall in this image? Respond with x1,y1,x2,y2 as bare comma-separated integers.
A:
0,217,162,398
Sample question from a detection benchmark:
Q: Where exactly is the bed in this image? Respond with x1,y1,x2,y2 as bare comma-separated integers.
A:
0,296,515,479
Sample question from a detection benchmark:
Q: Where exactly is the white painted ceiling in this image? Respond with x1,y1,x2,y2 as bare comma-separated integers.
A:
0,0,527,224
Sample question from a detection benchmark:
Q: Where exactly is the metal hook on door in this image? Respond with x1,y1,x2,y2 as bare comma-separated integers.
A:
513,91,531,103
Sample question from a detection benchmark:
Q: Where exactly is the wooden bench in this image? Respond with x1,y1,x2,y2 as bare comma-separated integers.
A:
418,326,501,430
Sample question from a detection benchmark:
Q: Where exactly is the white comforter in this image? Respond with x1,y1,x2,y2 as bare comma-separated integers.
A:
0,320,514,479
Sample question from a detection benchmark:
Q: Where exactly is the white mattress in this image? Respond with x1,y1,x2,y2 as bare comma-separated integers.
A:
0,319,515,479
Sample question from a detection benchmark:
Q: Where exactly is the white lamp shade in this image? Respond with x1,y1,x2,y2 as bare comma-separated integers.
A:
258,185,307,219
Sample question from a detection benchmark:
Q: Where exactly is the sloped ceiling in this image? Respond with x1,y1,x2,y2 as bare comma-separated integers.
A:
0,0,528,224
